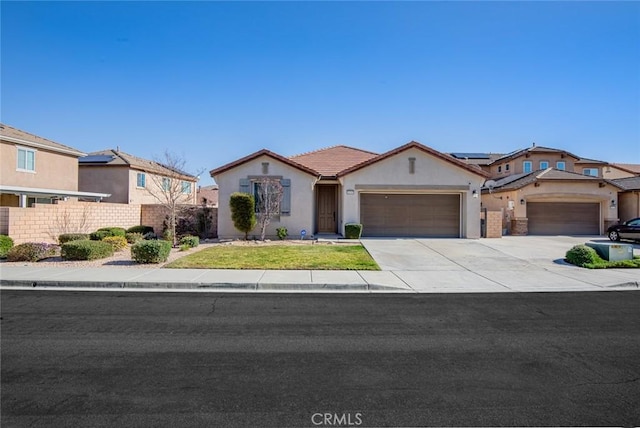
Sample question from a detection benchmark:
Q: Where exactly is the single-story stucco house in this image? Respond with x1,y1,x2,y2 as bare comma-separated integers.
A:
210,141,489,239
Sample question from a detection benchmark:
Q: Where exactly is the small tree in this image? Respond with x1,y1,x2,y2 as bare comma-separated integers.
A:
230,192,256,240
146,151,198,247
255,177,284,241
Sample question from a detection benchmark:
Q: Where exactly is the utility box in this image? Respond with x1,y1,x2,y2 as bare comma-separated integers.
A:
586,242,634,261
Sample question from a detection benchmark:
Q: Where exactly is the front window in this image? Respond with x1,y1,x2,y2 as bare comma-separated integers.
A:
17,147,36,172
523,161,532,173
181,181,191,194
136,173,146,188
583,168,598,177
498,165,502,173
540,161,549,169
556,161,566,170
505,163,510,171
162,177,171,191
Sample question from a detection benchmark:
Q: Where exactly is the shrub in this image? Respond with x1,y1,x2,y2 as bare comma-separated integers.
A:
179,244,191,252
58,233,90,244
90,227,126,241
7,242,58,262
344,223,363,239
565,245,602,267
61,240,114,261
0,235,14,259
131,240,172,264
102,236,128,251
276,227,288,240
126,225,155,235
125,232,144,244
143,231,158,240
179,235,199,248
230,192,256,240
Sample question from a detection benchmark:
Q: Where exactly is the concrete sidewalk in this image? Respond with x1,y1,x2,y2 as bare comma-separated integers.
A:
0,236,638,293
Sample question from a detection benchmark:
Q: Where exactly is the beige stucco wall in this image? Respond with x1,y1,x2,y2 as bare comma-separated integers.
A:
481,180,619,234
340,147,485,238
618,191,640,222
1,140,79,191
488,153,578,178
602,166,636,180
213,155,317,239
78,166,197,205
79,166,130,204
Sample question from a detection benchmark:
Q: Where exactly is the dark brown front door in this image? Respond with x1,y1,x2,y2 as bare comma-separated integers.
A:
317,185,337,233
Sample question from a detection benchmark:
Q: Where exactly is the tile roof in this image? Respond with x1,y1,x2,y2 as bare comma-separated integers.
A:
81,149,197,180
612,176,640,191
575,157,607,164
0,123,85,157
337,141,489,178
197,185,219,206
612,163,640,175
484,168,622,192
289,145,379,177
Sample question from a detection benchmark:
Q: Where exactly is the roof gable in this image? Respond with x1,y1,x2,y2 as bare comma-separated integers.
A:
289,145,379,177
492,145,581,164
209,149,319,178
337,141,489,178
485,168,622,191
0,123,85,157
611,163,640,175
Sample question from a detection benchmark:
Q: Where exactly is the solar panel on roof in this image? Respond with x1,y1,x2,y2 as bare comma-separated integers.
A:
450,153,491,159
79,155,115,163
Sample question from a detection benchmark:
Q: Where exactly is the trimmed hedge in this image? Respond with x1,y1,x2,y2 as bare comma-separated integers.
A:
344,223,363,239
565,244,640,269
61,240,114,261
179,235,199,248
0,235,14,259
131,240,172,264
125,232,144,244
7,242,58,262
126,225,155,235
59,233,90,244
90,227,126,241
103,236,128,251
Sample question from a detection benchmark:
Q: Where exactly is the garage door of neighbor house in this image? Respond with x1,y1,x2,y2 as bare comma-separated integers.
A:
360,193,460,237
527,202,600,235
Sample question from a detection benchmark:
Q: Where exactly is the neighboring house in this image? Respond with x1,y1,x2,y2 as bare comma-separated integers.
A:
612,176,640,221
210,142,488,239
481,169,622,236
482,145,582,178
0,123,109,207
603,163,640,180
197,184,219,207
78,149,198,205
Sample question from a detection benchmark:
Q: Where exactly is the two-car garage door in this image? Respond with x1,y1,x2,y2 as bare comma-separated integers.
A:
360,193,460,237
527,202,600,235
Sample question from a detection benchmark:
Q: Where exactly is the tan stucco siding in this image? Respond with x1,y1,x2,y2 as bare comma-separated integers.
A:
489,154,577,178
340,147,484,238
619,192,640,221
128,169,197,205
79,166,130,204
602,166,637,180
213,155,316,239
1,140,79,191
481,180,619,234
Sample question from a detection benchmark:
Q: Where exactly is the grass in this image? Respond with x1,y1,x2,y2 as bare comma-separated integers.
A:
164,244,380,270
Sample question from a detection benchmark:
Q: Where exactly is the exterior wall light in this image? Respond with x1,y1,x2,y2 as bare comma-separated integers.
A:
520,199,525,205
610,199,617,208
472,190,478,198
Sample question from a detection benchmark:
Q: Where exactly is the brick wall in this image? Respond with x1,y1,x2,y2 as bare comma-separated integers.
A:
485,211,502,238
510,218,529,236
0,201,141,244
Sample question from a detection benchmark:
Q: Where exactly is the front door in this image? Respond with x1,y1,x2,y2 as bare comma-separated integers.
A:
317,185,337,233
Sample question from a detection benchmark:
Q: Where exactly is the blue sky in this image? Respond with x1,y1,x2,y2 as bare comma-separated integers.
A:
2,1,639,185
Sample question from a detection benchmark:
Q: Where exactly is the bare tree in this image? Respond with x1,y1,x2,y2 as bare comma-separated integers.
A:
255,177,284,241
146,151,198,246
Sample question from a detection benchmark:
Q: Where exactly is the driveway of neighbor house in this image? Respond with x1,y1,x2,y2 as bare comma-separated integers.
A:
360,236,640,292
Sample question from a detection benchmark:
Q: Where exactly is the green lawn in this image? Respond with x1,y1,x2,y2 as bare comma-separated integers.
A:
164,244,380,270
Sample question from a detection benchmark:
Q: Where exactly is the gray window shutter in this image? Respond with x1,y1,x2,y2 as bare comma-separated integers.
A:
239,178,250,193
281,179,291,215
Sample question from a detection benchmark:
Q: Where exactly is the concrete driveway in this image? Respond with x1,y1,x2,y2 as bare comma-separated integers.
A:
361,236,640,292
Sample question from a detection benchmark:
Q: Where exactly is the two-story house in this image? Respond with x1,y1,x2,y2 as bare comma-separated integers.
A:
473,144,623,236
78,149,198,205
0,123,109,207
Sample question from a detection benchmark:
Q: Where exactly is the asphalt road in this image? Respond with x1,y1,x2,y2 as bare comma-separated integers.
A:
2,290,639,428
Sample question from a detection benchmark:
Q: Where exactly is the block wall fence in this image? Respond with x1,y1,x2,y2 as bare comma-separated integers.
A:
0,202,217,244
